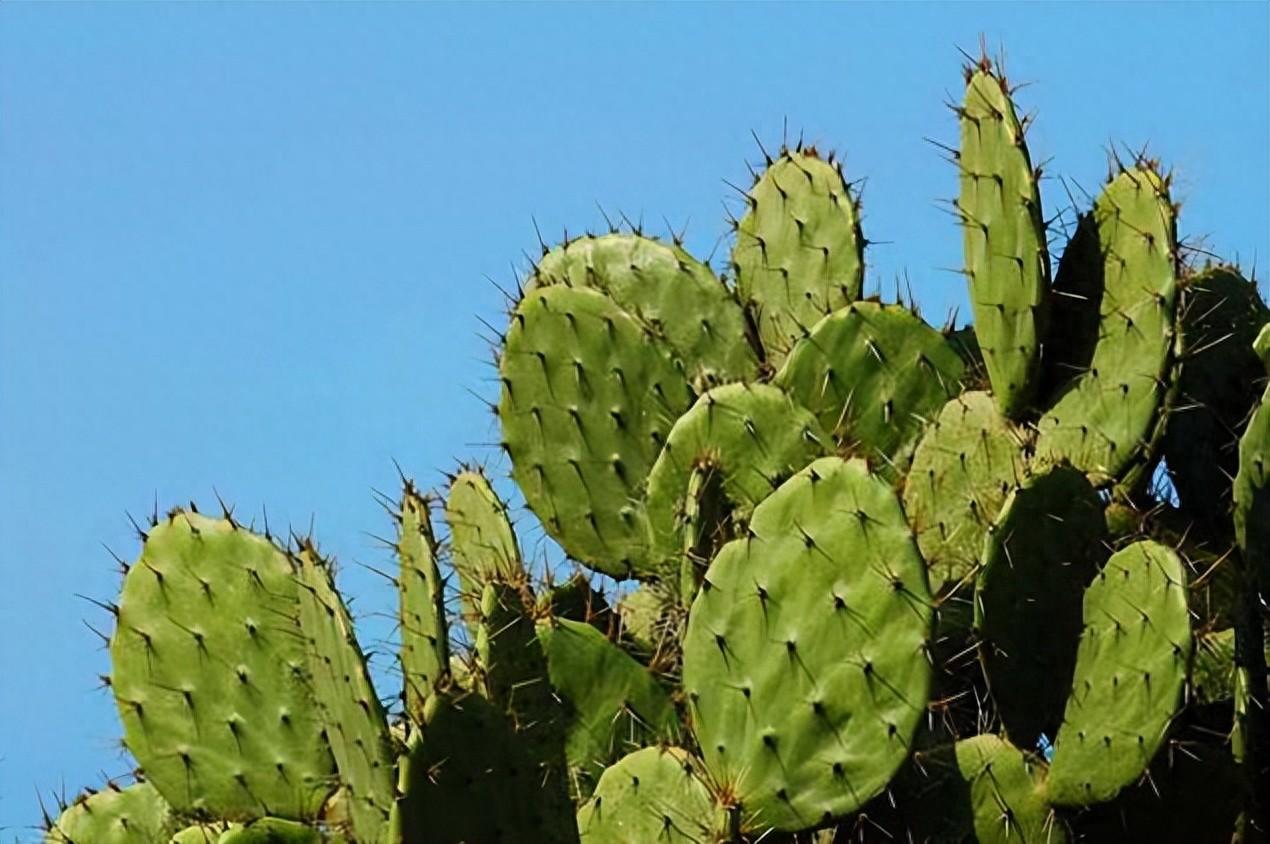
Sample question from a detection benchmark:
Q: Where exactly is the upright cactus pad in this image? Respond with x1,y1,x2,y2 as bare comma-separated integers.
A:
1039,212,1104,403
1234,371,1270,586
398,484,448,722
446,468,521,628
958,62,1049,417
682,457,933,832
774,301,964,474
538,618,678,795
294,547,396,844
903,391,1026,590
644,382,829,572
531,233,757,387
975,465,1107,749
110,513,335,820
499,285,694,577
1164,266,1269,529
576,747,723,844
1034,164,1178,484
732,147,864,363
45,781,175,844
1047,541,1192,806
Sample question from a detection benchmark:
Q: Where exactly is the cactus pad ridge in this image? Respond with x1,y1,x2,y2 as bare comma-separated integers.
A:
958,65,1050,418
732,147,865,365
110,512,335,820
682,456,933,832
774,301,965,476
1047,540,1192,806
499,285,694,578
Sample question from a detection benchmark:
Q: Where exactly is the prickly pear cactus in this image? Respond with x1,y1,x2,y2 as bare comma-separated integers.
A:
44,781,175,844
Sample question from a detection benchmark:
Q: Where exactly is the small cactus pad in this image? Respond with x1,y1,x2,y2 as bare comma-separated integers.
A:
294,547,396,844
774,301,964,473
1164,266,1269,529
975,465,1107,749
1234,380,1270,588
45,781,175,844
1191,627,1236,706
531,233,757,386
1047,541,1192,806
110,513,335,819
172,819,327,844
732,147,864,364
902,736,1065,844
538,618,678,794
1034,165,1178,484
903,391,1026,589
499,285,694,578
396,692,580,844
1039,212,1103,403
537,572,612,628
645,382,829,572
682,456,933,832
958,63,1049,417
398,483,448,722
616,583,678,659
446,468,521,629
576,746,722,844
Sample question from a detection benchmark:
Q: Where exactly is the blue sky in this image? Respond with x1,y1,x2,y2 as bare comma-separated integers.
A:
1,2,1266,835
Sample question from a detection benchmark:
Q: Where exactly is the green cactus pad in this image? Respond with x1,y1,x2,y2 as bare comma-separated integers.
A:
110,513,335,820
616,583,678,659
958,64,1049,418
395,692,580,844
1191,628,1236,706
903,391,1026,590
645,382,829,573
446,468,521,629
538,572,612,627
774,301,964,475
975,465,1107,749
45,781,175,844
538,618,678,794
172,819,327,844
732,148,864,364
682,456,933,833
1039,212,1104,404
293,547,396,844
902,736,1065,844
1047,541,1192,806
1234,380,1270,589
500,285,694,578
576,747,722,844
398,484,448,722
1034,165,1178,485
1164,266,1269,529
531,233,757,387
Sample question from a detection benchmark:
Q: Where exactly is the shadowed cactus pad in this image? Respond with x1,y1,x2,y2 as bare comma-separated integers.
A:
1047,541,1192,806
732,147,864,365
110,513,335,820
682,456,933,833
903,390,1025,590
576,747,722,844
499,285,694,578
958,62,1049,418
45,781,175,844
531,233,757,386
774,301,964,474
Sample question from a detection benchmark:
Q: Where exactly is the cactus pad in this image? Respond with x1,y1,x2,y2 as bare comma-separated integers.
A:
1047,540,1192,806
903,391,1026,590
294,547,396,844
538,618,678,794
1034,165,1178,484
1234,379,1270,589
732,148,864,363
110,513,335,819
975,465,1107,749
531,233,757,386
45,781,175,844
775,301,963,474
446,469,521,628
398,484,448,722
576,746,722,844
682,456,933,832
958,64,1049,418
499,285,694,578
1191,628,1236,706
645,382,829,573
172,819,327,844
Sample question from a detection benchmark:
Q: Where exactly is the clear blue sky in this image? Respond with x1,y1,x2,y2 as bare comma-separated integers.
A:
2,2,1266,835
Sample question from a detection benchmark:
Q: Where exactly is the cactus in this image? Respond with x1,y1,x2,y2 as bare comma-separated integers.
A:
47,47,1270,844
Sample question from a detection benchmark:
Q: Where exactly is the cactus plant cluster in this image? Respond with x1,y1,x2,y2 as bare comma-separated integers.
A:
43,50,1270,843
